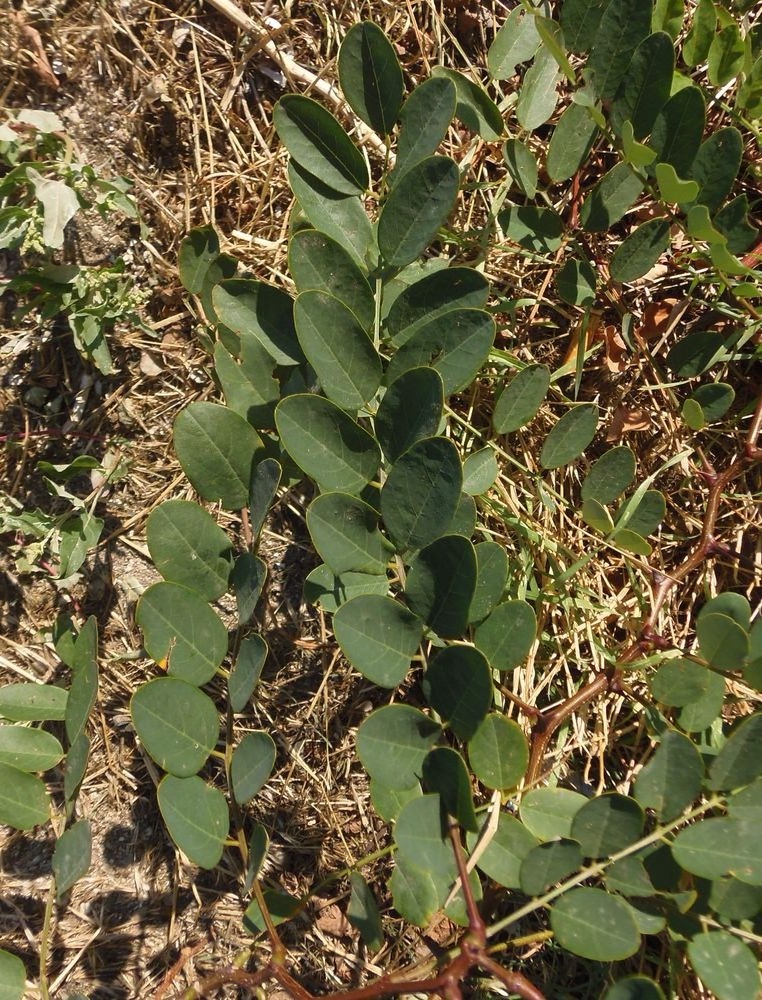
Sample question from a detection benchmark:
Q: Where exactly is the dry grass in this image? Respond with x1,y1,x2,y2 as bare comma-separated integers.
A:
1,1,760,998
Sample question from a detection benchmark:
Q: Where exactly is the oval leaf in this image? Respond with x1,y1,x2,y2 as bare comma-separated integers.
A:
378,156,459,268
474,600,536,671
157,774,229,869
289,229,375,329
540,404,598,469
551,887,641,960
147,500,233,601
357,705,442,790
688,932,760,1000
375,368,444,463
231,731,276,804
422,645,493,742
394,77,457,182
493,364,550,434
131,677,219,777
0,725,64,772
0,763,49,829
405,535,477,638
468,714,528,791
334,595,423,688
338,22,403,136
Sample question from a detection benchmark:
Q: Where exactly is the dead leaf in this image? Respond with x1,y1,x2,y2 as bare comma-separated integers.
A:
315,903,350,939
14,13,59,90
562,311,603,368
637,299,680,340
603,325,629,373
606,405,651,442
139,351,163,376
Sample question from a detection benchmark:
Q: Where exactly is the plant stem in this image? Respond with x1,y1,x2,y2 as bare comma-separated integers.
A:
39,877,56,1000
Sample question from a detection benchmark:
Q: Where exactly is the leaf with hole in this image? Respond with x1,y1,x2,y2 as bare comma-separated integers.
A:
517,45,560,131
158,775,228,869
688,931,760,1000
430,67,503,140
503,139,538,198
541,404,598,469
334,595,423,688
520,787,587,841
229,634,267,713
386,308,495,396
378,156,459,269
520,838,584,896
53,819,91,899
493,364,550,434
610,32,674,139
580,163,644,233
338,22,403,136
276,394,380,494
634,729,703,820
551,887,641,960
422,645,492,742
294,290,382,410
393,77,457,183
650,86,705,176
0,726,63,772
610,218,671,282
546,102,599,182
357,705,441,790
174,403,262,511
385,267,489,347
587,0,652,99
474,600,536,672
488,6,540,78
231,731,276,804
405,535,477,638
131,677,218,777
0,763,49,830
468,714,528,791
348,873,383,951
422,747,478,831
289,229,375,330
466,812,538,889
147,500,233,602
136,582,227,686
274,95,369,195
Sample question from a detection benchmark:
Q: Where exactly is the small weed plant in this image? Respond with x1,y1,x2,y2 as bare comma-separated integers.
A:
2,1,761,997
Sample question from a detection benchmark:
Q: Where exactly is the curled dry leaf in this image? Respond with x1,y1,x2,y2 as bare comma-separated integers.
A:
603,325,628,373
637,298,681,340
606,405,651,442
314,903,352,939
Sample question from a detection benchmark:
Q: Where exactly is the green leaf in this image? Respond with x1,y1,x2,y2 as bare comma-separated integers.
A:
468,714,529,791
619,120,657,168
708,715,762,792
422,645,492,742
610,218,671,282
652,657,712,707
582,496,614,532
174,402,262,510
678,669,725,732
334,595,423,688
0,725,63,772
466,812,538,889
560,0,610,54
474,600,536,672
697,612,749,670
394,77,457,182
672,817,762,884
0,683,67,722
294,290,381,410
288,229,375,330
64,733,89,809
546,102,599,182
551,887,641,960
231,731,276,804
249,458,281,541
449,493,477,539
520,787,587,841
214,337,279,428
708,876,762,921
136,582,227,685
422,747,478,831
380,436,461,552
276,394,380,494
604,978,665,1000
686,383,734,424
244,822,269,892
131,677,219,777
65,616,98,748
634,729,704,820
687,128,743,213
520,838,584,896
348,873,384,951
385,308,495,395
682,397,705,431
229,634,267,713
516,45,560,131
244,888,300,933
556,257,597,307
370,778,421,822
147,500,232,601
378,155,460,268
683,0,716,67
178,224,225,294
701,592,751,631
430,67,503,140
616,489,665,538
571,793,644,857
304,564,388,612
357,704,441,790
587,0,652,99
385,267,489,347
503,139,538,198
212,278,301,367
708,23,745,87
157,775,228,869
53,819,91,899
580,163,644,232
289,161,373,270
488,6,540,78
541,404,598,469
462,448,498,496
307,493,390,576
389,856,439,927
338,22,403,136
396,794,454,878
469,541,509,624
605,857,656,897
493,364,550,434
652,0,682,39
582,446,635,505
0,951,25,1000
664,331,726,378
0,763,49,829
274,94,369,195
375,368,443,463
650,86,705,176
230,553,266,626
688,931,761,1000
499,204,564,253
405,535,477,638
57,511,103,579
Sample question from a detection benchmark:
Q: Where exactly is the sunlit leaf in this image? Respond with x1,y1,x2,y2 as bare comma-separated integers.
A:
493,364,550,433
634,729,703,820
520,838,584,896
231,731,276,804
0,763,49,830
394,77,457,182
571,793,644,857
378,156,459,268
541,404,598,468
520,787,587,841
289,229,375,329
338,22,403,136
474,600,536,671
158,775,228,869
551,887,640,960
466,812,538,889
334,595,423,688
131,677,219,777
53,819,91,899
430,67,503,140
147,500,233,601
422,644,492,741
375,368,444,463
546,102,599,182
688,931,760,1000
468,714,528,791
422,747,478,831
357,705,441,789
